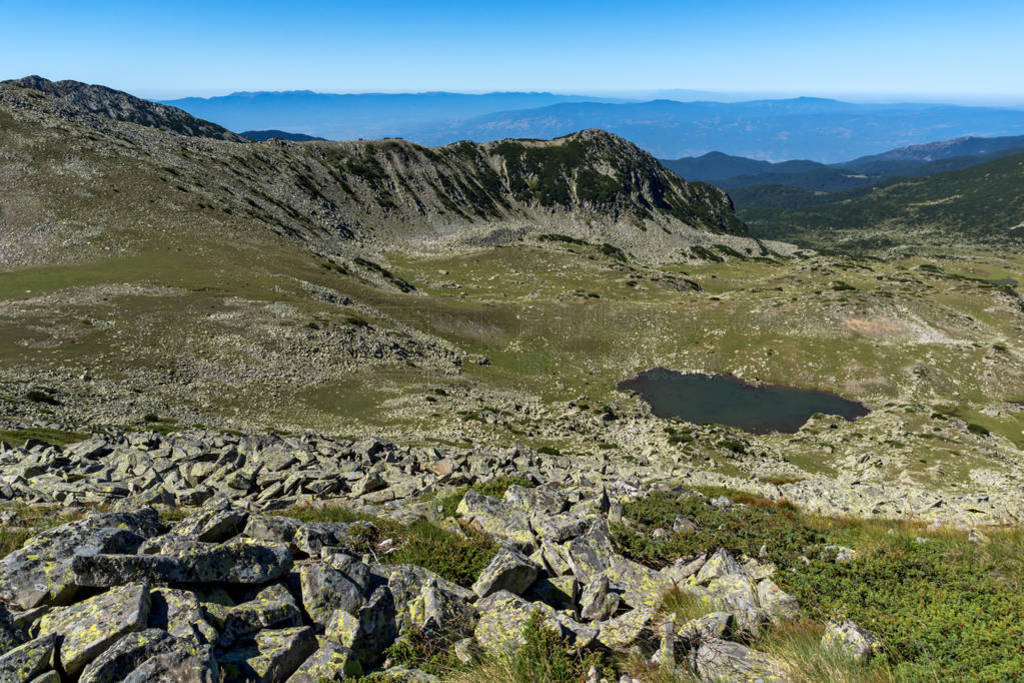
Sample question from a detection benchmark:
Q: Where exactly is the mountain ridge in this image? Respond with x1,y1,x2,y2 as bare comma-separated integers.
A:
3,75,247,142
0,79,779,269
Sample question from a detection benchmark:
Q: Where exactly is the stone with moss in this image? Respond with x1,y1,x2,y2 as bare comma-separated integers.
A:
37,582,151,675
694,638,787,681
299,554,371,628
0,509,159,610
218,583,302,647
471,546,539,598
218,625,316,682
0,633,56,682
288,637,362,681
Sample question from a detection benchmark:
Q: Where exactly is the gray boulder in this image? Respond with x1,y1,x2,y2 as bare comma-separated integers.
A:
78,628,184,683
122,648,219,683
219,584,303,647
471,547,538,598
0,633,56,682
298,554,371,628
72,538,292,586
171,500,250,542
0,508,159,609
566,518,614,584
37,582,151,675
694,638,787,681
287,638,361,681
218,626,317,682
578,574,620,621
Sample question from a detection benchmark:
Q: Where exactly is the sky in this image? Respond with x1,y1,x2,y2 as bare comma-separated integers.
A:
2,0,1023,103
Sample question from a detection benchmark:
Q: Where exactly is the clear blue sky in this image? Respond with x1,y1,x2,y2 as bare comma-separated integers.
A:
2,0,1022,101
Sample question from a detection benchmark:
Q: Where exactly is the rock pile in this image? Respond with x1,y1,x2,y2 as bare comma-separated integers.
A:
0,478,841,681
0,431,533,509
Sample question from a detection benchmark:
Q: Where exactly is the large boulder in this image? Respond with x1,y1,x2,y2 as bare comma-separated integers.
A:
170,500,250,542
473,590,561,653
78,628,193,683
471,547,538,598
456,490,535,551
373,564,475,634
72,538,293,586
121,647,219,683
148,587,219,647
595,607,658,650
566,518,615,584
756,578,800,622
37,582,151,675
604,556,673,610
298,554,371,628
287,638,362,682
0,508,160,609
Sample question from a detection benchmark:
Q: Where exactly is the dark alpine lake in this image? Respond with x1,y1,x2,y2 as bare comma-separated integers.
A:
617,368,870,434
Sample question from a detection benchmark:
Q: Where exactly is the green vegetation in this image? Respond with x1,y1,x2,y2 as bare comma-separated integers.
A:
433,476,536,518
0,427,90,447
280,504,496,587
741,150,1024,252
611,488,1024,679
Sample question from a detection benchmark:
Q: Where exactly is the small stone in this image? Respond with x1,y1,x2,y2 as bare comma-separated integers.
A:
578,575,619,621
822,621,884,662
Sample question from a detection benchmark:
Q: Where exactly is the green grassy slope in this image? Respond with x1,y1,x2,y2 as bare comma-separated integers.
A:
740,151,1024,252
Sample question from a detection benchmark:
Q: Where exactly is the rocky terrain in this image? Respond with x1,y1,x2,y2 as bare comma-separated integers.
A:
1,75,1023,679
0,442,883,683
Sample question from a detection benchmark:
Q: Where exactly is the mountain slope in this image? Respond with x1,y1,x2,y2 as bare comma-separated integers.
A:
740,150,1024,251
0,80,772,268
843,134,1024,171
3,76,246,142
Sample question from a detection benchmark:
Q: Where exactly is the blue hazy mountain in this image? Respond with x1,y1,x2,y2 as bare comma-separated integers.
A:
240,129,327,142
161,91,630,141
409,98,1024,162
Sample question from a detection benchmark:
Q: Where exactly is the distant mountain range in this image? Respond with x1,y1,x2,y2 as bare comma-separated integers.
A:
660,135,1024,208
161,91,1024,163
161,91,629,142
240,129,327,142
